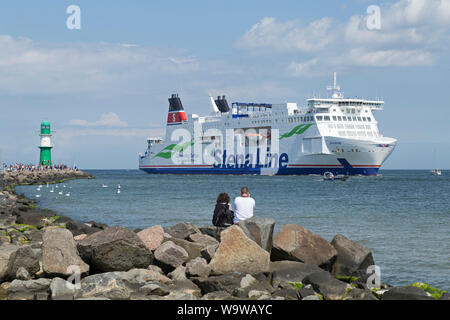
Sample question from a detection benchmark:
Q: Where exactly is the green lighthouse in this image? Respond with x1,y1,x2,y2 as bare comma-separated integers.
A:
39,120,53,166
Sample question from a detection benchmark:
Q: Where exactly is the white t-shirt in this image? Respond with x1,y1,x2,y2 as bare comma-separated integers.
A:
233,196,255,223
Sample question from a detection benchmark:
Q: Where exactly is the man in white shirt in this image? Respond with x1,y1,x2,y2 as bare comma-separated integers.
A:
233,187,255,224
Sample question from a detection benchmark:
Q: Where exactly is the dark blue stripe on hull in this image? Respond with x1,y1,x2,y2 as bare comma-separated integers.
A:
139,167,379,176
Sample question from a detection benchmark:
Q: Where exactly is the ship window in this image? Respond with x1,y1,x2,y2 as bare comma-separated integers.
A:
316,116,323,121
367,117,372,122
352,116,357,121
333,116,337,121
342,116,348,121
362,117,367,122
357,117,362,121
337,116,342,121
324,116,330,121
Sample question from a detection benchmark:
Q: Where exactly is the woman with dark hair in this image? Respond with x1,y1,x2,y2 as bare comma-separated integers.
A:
212,193,235,227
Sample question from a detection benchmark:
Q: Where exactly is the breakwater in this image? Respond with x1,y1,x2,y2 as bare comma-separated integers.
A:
0,170,448,300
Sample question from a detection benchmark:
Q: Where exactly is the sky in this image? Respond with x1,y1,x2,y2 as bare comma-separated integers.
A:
0,0,449,169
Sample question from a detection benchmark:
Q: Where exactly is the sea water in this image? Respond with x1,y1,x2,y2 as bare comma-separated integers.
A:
16,170,450,291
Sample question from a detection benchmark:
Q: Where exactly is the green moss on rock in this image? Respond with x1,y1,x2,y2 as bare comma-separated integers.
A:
408,282,447,300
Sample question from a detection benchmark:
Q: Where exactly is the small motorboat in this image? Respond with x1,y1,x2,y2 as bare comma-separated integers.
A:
324,172,349,181
430,169,442,176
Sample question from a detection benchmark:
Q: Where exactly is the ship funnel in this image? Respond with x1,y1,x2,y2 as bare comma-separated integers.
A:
214,95,230,113
167,93,187,125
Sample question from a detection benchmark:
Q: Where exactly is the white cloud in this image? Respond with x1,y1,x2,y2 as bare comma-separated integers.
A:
69,113,128,128
0,35,200,95
235,17,334,53
236,0,450,74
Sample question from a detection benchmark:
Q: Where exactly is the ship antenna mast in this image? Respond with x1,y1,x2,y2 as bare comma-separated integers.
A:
327,72,343,99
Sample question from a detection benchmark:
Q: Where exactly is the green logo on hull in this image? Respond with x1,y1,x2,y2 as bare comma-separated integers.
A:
280,124,313,140
154,140,195,159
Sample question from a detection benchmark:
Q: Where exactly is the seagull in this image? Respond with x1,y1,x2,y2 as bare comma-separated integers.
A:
65,192,70,197
58,191,63,195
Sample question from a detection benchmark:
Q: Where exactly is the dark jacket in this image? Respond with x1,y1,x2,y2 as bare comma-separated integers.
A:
212,203,234,227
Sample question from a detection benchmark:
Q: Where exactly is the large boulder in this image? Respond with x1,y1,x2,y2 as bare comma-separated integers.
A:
137,225,165,252
165,222,201,240
330,234,375,276
381,286,434,300
209,225,270,275
0,243,40,282
7,278,51,300
269,261,327,288
42,228,89,277
154,241,189,272
302,271,349,300
77,226,153,272
271,224,337,269
236,217,275,253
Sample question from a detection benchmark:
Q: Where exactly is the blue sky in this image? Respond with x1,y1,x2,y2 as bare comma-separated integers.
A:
0,0,449,169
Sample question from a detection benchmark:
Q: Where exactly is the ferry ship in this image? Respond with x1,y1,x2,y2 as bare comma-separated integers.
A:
139,73,396,175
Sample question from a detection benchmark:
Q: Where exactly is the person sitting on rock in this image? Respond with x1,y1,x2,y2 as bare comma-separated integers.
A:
212,193,234,227
233,187,255,224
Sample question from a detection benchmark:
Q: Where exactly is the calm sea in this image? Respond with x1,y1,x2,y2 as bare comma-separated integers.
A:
16,170,450,291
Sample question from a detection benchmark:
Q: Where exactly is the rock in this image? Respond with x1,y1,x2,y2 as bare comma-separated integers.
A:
236,217,275,253
188,233,219,247
440,293,450,300
298,285,316,299
74,234,87,241
124,268,172,285
164,292,199,300
330,234,375,276
198,226,226,242
302,295,320,300
13,209,56,228
77,226,153,272
201,291,234,300
137,225,165,251
75,272,132,300
302,271,349,300
343,288,378,300
269,261,327,288
201,244,218,263
209,225,270,275
169,279,202,297
381,286,435,300
15,267,31,280
168,237,204,262
271,224,337,269
154,241,189,271
0,243,40,282
139,283,170,297
234,274,273,299
147,265,164,275
165,222,200,240
42,228,89,277
248,290,270,299
65,220,102,236
272,286,300,300
7,278,51,300
186,257,211,278
50,277,76,300
191,273,246,295
168,266,188,281
0,282,10,300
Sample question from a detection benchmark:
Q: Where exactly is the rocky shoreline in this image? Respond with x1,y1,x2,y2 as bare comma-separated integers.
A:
0,170,448,301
